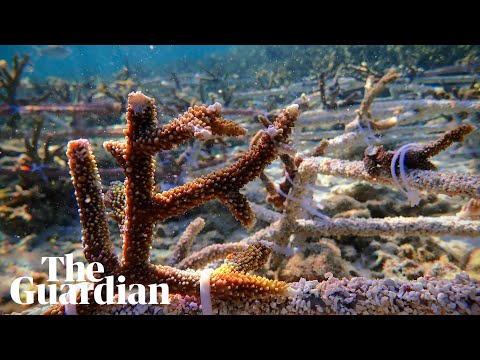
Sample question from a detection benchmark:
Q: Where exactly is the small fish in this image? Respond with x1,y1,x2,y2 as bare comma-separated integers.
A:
35,45,72,59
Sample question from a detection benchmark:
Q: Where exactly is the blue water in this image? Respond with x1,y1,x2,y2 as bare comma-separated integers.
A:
0,45,233,80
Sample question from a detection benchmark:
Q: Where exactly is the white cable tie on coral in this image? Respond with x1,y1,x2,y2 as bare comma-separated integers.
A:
356,119,372,146
276,183,298,202
259,240,296,257
199,268,215,315
64,287,78,315
390,143,422,207
284,171,295,186
365,119,380,143
390,144,409,197
399,144,422,207
276,184,330,220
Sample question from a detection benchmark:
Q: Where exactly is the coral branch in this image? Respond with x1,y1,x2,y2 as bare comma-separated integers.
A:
249,202,282,223
0,53,30,105
223,242,271,273
294,216,480,237
357,68,401,120
269,157,319,269
168,217,206,266
314,69,401,155
308,156,480,199
66,140,121,275
457,199,480,219
177,243,248,270
364,124,476,177
58,91,299,314
419,123,476,159
148,102,299,227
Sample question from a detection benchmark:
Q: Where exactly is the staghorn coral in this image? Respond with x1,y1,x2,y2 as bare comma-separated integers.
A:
309,69,401,158
253,115,300,210
14,74,478,314
364,123,476,178
308,156,480,200
3,48,478,313
177,242,248,270
34,91,298,314
0,116,78,236
168,217,206,267
242,154,480,281
0,53,30,106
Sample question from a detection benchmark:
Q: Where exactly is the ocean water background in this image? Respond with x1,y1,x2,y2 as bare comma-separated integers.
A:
0,45,234,80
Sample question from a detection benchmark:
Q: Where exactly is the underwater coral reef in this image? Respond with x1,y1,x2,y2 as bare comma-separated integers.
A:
0,45,479,315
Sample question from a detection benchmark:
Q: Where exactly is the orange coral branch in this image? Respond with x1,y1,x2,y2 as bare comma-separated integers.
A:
67,139,121,276
61,91,298,314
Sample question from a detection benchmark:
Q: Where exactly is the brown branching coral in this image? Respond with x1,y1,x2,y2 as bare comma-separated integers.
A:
0,53,30,106
17,116,65,183
253,115,299,210
364,123,476,178
344,68,401,133
0,115,79,236
357,68,401,121
43,91,299,314
177,242,248,270
168,217,206,267
0,53,31,127
307,156,480,200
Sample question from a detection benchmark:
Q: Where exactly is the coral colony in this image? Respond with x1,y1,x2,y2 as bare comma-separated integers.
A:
2,47,480,315
13,89,480,315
